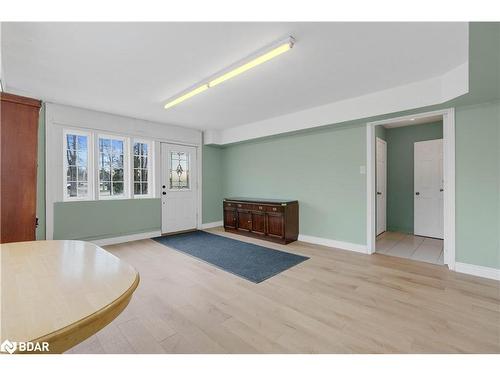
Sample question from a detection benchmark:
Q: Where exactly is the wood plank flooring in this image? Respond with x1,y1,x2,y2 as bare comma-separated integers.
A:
67,227,500,354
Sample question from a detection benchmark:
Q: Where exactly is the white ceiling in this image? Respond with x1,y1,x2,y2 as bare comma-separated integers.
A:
2,22,468,131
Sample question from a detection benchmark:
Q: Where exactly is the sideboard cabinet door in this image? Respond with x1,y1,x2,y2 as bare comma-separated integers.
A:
266,213,285,239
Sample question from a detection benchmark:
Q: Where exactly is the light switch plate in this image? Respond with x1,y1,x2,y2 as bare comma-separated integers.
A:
359,166,366,174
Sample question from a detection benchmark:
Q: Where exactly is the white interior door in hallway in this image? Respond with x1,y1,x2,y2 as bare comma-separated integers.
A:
161,143,198,234
376,137,387,236
414,139,443,239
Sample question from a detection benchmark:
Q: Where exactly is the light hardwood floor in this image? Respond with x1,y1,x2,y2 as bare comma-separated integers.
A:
67,227,500,354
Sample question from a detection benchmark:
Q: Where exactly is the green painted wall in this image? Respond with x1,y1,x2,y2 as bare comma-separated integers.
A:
36,104,46,240
223,124,367,245
375,125,386,141
202,145,224,223
53,198,161,241
455,100,499,268
385,121,443,233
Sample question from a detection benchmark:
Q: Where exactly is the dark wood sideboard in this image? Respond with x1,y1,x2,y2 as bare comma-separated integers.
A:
223,198,299,244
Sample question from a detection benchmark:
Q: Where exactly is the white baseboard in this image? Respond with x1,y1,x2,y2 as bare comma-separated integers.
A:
91,231,161,246
201,221,223,229
455,262,500,281
298,234,368,254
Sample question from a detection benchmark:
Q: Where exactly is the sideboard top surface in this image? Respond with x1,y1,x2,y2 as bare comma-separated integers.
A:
224,197,298,205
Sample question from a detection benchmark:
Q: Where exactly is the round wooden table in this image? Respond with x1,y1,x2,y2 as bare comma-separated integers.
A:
0,240,139,354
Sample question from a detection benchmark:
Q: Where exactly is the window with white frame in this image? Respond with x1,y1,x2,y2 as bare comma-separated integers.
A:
62,130,154,201
133,140,152,197
64,131,91,200
98,135,128,198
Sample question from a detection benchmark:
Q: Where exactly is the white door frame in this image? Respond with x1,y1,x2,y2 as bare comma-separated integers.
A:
366,108,455,270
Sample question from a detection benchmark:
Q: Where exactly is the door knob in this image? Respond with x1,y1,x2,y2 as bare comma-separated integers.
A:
377,192,382,195
415,192,420,195
440,188,444,192
162,192,166,195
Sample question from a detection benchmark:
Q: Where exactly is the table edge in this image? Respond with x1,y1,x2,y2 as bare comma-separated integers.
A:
21,271,140,354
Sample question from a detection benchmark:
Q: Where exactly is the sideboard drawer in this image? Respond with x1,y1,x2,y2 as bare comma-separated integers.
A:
265,205,284,213
224,202,233,209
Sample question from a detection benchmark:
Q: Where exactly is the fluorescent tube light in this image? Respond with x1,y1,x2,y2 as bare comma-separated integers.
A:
164,84,209,109
164,36,295,110
208,41,293,88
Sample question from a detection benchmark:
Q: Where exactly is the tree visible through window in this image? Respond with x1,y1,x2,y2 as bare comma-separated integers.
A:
99,137,125,197
66,133,88,199
134,142,150,196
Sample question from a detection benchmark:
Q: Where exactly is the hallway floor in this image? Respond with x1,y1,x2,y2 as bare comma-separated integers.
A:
376,231,444,265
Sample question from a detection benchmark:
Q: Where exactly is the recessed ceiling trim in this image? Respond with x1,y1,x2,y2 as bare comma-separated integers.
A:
164,36,295,110
204,62,468,145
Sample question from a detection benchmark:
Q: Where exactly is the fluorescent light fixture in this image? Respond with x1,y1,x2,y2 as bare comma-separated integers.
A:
164,36,295,110
164,84,209,109
208,41,293,88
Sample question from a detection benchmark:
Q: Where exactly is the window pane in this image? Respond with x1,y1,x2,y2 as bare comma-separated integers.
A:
133,142,151,196
112,168,123,182
65,133,89,200
77,167,88,181
99,168,110,182
112,154,123,169
67,135,77,150
112,182,124,195
77,182,88,196
77,136,87,151
100,154,111,171
67,182,77,197
133,168,140,182
67,166,77,181
77,151,87,166
100,182,111,196
99,137,127,197
112,139,123,154
100,138,110,153
66,149,77,166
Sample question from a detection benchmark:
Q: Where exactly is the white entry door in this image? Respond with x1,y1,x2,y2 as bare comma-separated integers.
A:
376,137,387,235
161,143,198,234
414,139,443,238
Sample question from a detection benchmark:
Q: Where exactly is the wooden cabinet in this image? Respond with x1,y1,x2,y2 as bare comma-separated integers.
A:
223,198,299,244
223,208,237,229
1,93,41,243
266,213,285,239
251,211,266,235
237,210,252,232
